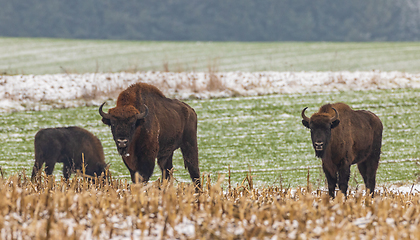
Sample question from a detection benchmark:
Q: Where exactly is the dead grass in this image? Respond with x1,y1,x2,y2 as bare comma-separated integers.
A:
206,58,225,92
1,171,420,239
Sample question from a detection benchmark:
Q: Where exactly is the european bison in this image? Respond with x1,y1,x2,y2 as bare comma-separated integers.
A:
301,103,383,197
31,126,107,181
99,83,201,188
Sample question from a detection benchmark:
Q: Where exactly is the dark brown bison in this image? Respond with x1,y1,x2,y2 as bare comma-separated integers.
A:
99,83,200,188
31,126,107,181
301,103,383,197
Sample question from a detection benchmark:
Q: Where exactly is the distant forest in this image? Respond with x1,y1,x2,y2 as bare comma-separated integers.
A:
1,0,420,41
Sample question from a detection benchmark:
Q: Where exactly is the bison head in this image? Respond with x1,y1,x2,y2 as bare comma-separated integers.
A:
86,162,109,178
301,107,340,158
99,102,148,156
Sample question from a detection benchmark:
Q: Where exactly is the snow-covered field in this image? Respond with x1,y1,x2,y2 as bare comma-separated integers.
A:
1,71,420,112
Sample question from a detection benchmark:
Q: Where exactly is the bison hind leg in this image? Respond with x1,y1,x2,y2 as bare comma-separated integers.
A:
357,159,379,195
158,153,174,180
180,142,201,190
359,131,382,196
358,139,381,195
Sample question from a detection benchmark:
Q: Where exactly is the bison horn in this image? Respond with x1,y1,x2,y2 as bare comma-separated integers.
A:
136,104,149,120
330,108,339,122
301,107,310,123
99,102,111,119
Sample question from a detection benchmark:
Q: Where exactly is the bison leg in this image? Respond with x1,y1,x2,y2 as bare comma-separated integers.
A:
121,155,154,183
132,158,155,183
358,160,379,195
180,140,201,190
31,159,44,182
337,165,351,196
358,136,381,196
323,164,337,198
44,161,56,176
158,153,174,180
62,162,72,180
32,141,49,181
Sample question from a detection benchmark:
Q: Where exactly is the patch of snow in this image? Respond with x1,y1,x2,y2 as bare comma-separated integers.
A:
353,212,373,228
1,71,420,112
385,184,420,194
174,217,195,237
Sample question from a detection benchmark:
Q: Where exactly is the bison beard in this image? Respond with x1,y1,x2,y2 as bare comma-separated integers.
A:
302,103,383,198
315,149,324,158
100,83,201,190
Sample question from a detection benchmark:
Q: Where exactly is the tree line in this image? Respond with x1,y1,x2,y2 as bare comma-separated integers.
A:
1,0,419,41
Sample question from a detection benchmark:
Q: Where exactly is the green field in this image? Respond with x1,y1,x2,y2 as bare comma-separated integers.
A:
1,88,420,187
2,38,420,187
2,38,420,74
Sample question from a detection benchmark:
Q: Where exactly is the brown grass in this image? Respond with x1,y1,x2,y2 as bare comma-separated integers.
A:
1,171,420,239
206,58,225,92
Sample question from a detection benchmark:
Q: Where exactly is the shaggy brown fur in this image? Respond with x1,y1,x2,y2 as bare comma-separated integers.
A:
31,126,107,181
100,83,201,189
302,103,383,197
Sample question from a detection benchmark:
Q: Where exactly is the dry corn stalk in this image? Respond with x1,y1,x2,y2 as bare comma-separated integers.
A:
0,171,419,239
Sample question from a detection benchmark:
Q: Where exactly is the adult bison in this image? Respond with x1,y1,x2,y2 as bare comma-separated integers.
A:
301,103,383,197
31,126,107,181
99,83,200,188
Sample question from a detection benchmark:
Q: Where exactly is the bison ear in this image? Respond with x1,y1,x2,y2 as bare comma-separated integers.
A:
135,118,145,128
331,119,340,129
302,119,310,129
102,118,111,126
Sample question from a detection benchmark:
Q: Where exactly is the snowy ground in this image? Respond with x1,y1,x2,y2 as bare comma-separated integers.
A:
1,71,420,112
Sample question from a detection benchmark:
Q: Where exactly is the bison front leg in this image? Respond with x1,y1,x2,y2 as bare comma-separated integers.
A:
129,168,154,183
337,165,351,196
322,164,337,198
31,159,44,182
134,158,155,183
121,154,155,183
44,161,56,176
62,162,72,180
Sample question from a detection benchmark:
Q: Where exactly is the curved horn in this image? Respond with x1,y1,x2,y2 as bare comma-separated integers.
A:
99,102,110,119
330,108,339,122
136,104,149,120
301,107,310,123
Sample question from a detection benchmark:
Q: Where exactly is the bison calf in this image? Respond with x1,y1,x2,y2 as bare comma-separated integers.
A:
301,103,383,197
31,126,107,181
